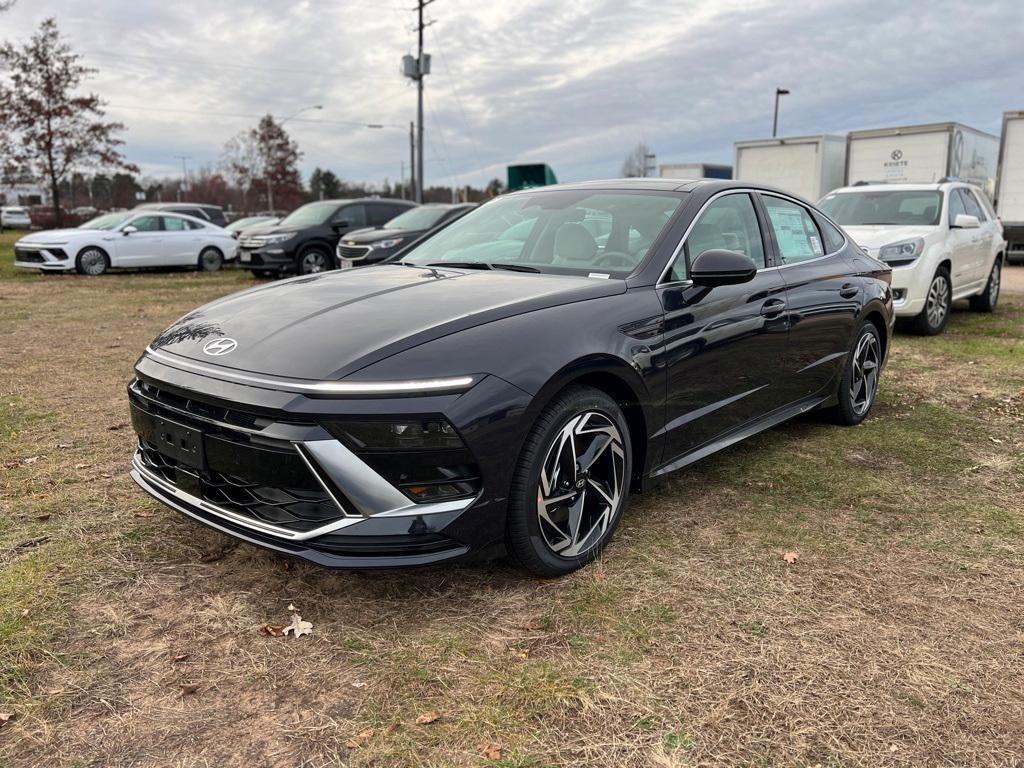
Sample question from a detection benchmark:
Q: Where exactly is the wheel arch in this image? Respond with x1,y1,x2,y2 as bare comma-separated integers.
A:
75,243,111,271
296,239,336,270
523,355,654,493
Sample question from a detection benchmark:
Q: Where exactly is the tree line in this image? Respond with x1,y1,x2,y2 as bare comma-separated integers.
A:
0,16,506,227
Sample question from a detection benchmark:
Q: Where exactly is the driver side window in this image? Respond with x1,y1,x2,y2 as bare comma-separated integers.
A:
669,194,765,282
333,204,366,227
130,216,162,232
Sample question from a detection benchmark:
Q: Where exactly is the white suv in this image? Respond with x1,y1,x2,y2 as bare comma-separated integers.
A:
819,182,1005,334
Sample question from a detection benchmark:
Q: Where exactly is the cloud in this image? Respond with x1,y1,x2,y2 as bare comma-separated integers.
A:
2,0,1020,188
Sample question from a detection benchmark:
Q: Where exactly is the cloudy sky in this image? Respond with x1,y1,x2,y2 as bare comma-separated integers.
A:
3,0,1021,189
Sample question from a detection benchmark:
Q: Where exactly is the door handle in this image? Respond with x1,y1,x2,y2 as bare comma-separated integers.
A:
839,283,859,299
760,299,787,317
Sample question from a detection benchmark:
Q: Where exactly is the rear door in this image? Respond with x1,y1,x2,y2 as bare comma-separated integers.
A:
658,192,790,463
162,215,202,264
759,193,859,402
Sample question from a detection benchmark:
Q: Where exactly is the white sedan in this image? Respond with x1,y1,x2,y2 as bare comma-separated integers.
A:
13,211,239,275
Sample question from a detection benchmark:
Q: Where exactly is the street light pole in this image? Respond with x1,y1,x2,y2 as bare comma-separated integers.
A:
174,155,191,202
266,104,322,213
772,88,790,138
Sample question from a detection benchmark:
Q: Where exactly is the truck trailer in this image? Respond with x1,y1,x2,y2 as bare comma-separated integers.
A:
733,135,847,201
846,122,999,194
995,111,1024,263
659,162,732,180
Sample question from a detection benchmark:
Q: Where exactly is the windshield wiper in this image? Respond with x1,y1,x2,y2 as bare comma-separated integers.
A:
491,263,541,273
424,261,493,270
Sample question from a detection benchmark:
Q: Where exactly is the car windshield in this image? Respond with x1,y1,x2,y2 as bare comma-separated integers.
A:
819,190,943,226
80,212,133,230
278,202,339,227
384,207,450,230
399,191,684,277
226,216,266,232
4,207,27,214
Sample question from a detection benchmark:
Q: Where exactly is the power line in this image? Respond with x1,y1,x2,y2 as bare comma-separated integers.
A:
105,103,404,130
428,24,486,178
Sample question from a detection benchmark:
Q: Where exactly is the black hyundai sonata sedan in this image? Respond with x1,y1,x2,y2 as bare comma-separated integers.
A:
129,179,893,576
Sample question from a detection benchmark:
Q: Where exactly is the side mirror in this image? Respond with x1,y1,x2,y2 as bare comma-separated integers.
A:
952,214,980,229
332,220,350,230
689,249,757,287
122,225,138,235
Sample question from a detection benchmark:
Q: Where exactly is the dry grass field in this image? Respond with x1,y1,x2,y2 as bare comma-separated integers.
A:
1,230,1022,767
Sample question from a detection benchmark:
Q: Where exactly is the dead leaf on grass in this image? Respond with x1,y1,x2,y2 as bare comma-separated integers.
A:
180,683,200,696
345,728,375,749
284,613,313,638
415,710,440,725
782,551,799,564
0,712,13,726
351,681,368,689
56,443,73,449
35,514,51,522
172,653,190,663
108,423,128,431
22,456,39,465
479,741,503,760
260,624,286,637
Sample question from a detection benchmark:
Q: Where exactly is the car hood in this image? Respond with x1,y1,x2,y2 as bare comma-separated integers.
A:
147,264,624,381
842,225,937,249
342,227,422,245
19,228,91,242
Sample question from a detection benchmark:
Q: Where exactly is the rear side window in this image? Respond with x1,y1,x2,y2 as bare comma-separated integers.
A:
187,219,205,230
671,193,765,281
762,196,825,264
818,217,846,253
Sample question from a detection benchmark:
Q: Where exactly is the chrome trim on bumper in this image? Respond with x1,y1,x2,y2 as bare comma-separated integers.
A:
132,441,475,542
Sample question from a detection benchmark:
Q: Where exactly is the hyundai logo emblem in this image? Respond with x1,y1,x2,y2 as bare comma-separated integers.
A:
203,337,237,356
891,149,903,161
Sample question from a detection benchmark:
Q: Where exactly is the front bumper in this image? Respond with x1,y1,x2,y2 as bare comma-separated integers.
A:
886,262,931,317
14,244,74,271
237,244,297,271
128,352,533,568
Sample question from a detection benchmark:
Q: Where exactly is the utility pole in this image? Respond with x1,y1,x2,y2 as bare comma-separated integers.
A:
174,155,191,202
403,1,432,203
772,88,790,138
409,121,416,202
643,152,657,178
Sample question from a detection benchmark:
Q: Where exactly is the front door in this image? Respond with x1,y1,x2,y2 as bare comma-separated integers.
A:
657,192,791,465
114,215,166,266
759,193,860,401
945,188,979,290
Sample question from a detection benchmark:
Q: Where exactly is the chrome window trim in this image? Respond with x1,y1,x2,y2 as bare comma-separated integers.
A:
659,188,849,287
142,346,476,396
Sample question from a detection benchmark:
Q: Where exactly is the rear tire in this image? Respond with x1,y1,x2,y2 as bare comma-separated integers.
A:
969,258,1001,313
75,247,109,276
828,320,882,426
506,386,631,577
911,267,951,335
197,247,223,272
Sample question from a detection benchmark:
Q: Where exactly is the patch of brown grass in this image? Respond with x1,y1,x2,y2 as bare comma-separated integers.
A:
1,271,1023,767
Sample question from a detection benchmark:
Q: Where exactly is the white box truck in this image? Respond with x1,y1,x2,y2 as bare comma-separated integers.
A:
846,122,999,193
733,135,847,201
995,111,1024,262
659,162,732,180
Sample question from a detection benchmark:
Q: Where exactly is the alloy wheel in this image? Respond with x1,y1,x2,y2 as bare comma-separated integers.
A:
79,249,106,275
926,274,949,329
199,249,222,271
536,411,625,558
849,331,879,417
300,250,329,274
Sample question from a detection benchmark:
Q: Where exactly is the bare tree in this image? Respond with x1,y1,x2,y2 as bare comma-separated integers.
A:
220,115,303,213
621,142,655,178
0,18,136,225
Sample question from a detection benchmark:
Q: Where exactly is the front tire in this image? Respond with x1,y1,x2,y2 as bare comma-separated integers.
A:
506,386,631,577
911,267,951,335
75,247,109,276
829,320,882,426
197,247,224,272
969,258,1001,313
297,246,332,275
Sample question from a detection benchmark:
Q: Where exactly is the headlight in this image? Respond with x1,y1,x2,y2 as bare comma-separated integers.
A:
261,233,296,245
878,238,924,263
371,238,405,250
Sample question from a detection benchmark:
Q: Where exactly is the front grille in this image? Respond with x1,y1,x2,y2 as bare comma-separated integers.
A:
338,244,371,261
131,379,353,534
14,248,45,263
